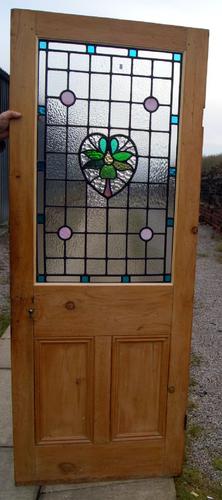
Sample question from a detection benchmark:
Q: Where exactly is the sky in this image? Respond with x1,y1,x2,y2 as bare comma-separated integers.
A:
0,0,221,155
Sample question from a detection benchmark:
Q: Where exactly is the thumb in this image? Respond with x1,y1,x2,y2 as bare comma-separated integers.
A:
2,110,22,120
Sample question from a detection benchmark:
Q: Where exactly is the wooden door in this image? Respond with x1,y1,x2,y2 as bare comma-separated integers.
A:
9,10,208,484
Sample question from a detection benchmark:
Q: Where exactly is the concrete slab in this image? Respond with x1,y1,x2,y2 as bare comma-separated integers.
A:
2,326,10,339
0,370,13,446
41,478,176,500
0,339,11,368
0,448,39,500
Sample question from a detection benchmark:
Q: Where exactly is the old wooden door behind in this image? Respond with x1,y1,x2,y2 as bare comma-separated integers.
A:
10,10,208,484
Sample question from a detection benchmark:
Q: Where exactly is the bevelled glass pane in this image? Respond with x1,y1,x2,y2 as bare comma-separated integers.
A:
37,40,182,283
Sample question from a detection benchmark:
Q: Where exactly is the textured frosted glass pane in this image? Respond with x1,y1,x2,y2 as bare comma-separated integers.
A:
168,178,176,218
68,127,87,153
46,259,64,274
108,260,125,274
170,125,178,166
91,276,121,282
90,101,109,127
66,259,84,274
111,75,131,101
153,61,172,77
128,260,145,274
68,100,88,126
166,227,173,273
87,235,105,257
48,51,68,69
91,74,110,100
112,57,131,74
131,104,149,129
47,276,80,282
70,53,89,70
128,209,146,232
149,185,167,208
109,189,127,207
133,59,151,76
130,131,149,156
151,132,169,157
138,50,172,60
66,234,85,257
67,181,86,206
38,51,46,106
46,234,64,257
87,186,107,207
47,98,66,125
148,210,166,233
67,208,85,232
87,208,106,232
69,72,89,98
49,42,86,52
47,71,67,96
132,77,151,102
146,235,165,257
129,184,148,207
38,116,45,161
37,225,44,274
110,103,130,128
45,207,64,230
149,159,168,183
146,259,164,274
87,260,105,275
152,79,171,105
89,127,108,136
151,107,170,131
47,126,66,152
91,55,110,72
108,209,127,232
128,235,145,258
97,46,128,56
132,157,149,182
172,62,180,114
108,235,125,258
46,180,65,206
46,153,66,179
67,155,83,180
131,275,163,282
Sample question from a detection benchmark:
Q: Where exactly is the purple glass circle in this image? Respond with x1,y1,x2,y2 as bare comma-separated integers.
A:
143,96,159,113
58,226,72,240
140,227,154,241
60,90,76,107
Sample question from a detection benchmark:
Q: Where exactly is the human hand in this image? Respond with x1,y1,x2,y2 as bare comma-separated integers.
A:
0,110,22,140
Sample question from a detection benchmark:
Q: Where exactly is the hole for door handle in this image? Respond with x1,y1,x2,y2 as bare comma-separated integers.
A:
168,386,175,393
65,301,75,310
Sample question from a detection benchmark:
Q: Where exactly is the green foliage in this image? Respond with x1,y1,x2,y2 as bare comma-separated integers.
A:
187,424,203,439
113,161,133,171
191,353,202,367
215,242,222,253
113,151,133,161
213,457,222,471
202,154,222,175
0,312,10,337
175,465,222,499
84,150,104,159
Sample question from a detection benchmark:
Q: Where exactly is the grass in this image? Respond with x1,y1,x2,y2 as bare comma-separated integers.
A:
197,252,208,258
213,457,222,472
187,400,198,412
187,424,204,440
202,154,222,174
215,242,222,253
175,465,222,499
191,353,202,367
0,311,10,337
189,377,198,389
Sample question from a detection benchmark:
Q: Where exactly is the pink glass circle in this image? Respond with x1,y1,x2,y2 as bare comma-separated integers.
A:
60,90,76,107
143,96,159,113
58,226,72,240
140,227,153,241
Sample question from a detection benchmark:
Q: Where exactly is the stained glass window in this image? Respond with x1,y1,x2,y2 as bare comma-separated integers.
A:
37,40,182,283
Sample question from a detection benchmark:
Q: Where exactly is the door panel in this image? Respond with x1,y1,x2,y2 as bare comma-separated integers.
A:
10,9,208,483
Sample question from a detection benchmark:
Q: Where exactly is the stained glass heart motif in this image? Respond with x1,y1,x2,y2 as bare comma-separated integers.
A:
79,133,138,199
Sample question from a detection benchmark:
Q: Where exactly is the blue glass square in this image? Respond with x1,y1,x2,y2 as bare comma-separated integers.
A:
39,40,47,50
169,167,176,177
122,275,130,283
87,45,95,54
38,105,46,116
167,217,174,227
37,214,44,224
37,161,45,172
171,115,179,124
164,274,171,283
129,48,137,58
37,275,45,282
173,53,182,62
81,275,90,283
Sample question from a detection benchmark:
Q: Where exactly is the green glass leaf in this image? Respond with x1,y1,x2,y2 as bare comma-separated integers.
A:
83,159,104,170
99,137,107,154
113,151,133,161
83,150,104,160
110,138,119,154
100,164,117,179
114,161,133,171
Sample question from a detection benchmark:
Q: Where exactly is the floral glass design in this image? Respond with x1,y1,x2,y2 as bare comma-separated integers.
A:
79,134,138,198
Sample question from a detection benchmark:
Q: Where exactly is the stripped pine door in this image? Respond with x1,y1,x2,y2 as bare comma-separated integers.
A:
10,9,208,484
